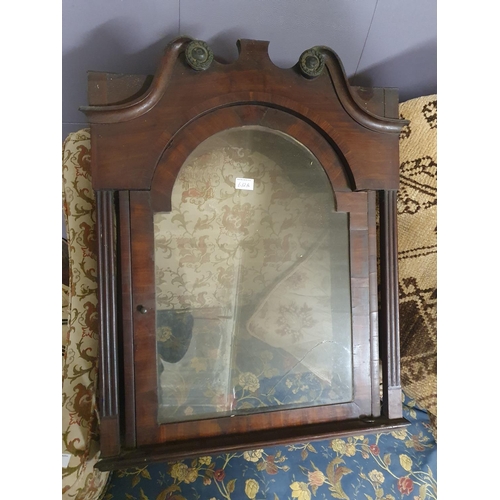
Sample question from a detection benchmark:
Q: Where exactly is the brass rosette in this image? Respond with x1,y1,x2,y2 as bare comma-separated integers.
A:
299,47,325,78
185,40,214,71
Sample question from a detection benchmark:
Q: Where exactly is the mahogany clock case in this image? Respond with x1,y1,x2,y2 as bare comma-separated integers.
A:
81,36,409,471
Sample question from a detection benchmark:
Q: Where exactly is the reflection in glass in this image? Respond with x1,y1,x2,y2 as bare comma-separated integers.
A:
154,126,352,423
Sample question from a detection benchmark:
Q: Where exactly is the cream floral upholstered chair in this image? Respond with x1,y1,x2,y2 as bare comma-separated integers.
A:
62,129,109,499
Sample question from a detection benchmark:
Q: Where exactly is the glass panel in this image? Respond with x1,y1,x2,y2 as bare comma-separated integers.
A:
155,126,352,423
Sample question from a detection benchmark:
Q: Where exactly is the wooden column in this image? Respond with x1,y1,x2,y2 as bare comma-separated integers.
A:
379,190,403,418
96,190,121,456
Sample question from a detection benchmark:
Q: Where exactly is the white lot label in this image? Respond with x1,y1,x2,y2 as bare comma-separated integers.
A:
62,453,71,468
235,178,254,190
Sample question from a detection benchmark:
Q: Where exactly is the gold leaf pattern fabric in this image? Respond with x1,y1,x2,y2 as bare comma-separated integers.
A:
154,133,331,312
62,129,109,499
247,233,351,386
155,128,353,420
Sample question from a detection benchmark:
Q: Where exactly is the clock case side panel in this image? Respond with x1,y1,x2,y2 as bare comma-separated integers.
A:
94,190,138,457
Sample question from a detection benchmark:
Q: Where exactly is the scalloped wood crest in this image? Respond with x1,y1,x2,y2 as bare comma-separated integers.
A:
81,36,407,133
81,36,407,192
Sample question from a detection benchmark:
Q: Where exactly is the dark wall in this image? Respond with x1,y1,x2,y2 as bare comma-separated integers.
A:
62,0,436,139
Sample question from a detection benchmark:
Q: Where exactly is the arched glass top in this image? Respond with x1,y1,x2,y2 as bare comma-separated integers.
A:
154,126,353,423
